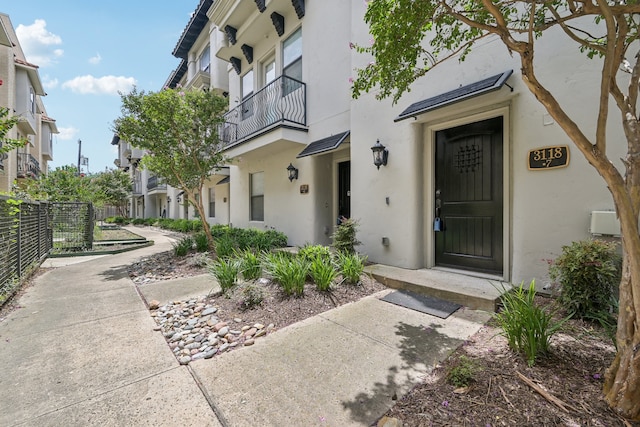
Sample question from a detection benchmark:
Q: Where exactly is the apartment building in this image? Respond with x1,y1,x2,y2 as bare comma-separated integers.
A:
125,0,620,287
0,13,57,193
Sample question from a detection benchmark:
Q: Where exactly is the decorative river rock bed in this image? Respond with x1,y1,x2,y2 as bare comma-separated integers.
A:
149,297,275,364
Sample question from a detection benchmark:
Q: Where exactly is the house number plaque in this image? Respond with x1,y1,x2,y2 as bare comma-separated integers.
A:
528,145,569,170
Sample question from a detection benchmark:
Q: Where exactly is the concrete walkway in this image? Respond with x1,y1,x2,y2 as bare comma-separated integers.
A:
0,226,492,427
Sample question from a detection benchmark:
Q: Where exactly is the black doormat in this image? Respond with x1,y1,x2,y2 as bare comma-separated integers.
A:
381,289,462,319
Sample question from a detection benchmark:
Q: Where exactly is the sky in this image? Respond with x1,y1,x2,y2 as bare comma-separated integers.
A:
3,1,200,174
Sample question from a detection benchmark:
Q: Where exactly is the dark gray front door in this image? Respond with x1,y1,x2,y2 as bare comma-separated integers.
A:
338,161,351,219
435,117,503,274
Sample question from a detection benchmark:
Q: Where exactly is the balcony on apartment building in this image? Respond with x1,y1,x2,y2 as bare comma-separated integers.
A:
16,153,40,179
147,175,167,193
220,75,306,148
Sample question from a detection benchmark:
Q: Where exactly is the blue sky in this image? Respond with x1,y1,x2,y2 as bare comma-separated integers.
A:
3,1,199,174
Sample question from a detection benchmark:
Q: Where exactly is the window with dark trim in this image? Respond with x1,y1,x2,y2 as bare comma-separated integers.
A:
250,172,264,221
208,187,215,218
242,69,254,119
199,45,210,72
283,28,302,95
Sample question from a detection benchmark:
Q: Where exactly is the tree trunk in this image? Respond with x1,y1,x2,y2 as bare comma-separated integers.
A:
604,253,640,420
186,188,216,253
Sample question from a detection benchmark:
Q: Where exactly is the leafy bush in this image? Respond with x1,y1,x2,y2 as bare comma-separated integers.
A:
215,233,236,259
549,239,621,320
172,236,194,257
131,218,145,225
144,217,157,226
237,283,265,310
237,249,262,281
209,258,239,292
309,256,337,291
494,281,568,367
331,218,361,254
335,251,367,284
446,356,478,387
263,252,308,296
194,232,210,252
298,244,332,263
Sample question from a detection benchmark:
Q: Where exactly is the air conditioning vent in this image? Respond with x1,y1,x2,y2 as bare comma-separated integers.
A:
589,211,620,236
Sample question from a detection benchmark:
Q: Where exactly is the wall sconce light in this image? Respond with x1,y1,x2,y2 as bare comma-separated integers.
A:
167,196,171,203
371,139,389,169
287,163,299,182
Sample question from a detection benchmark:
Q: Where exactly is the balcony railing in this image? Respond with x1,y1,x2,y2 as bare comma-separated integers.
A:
17,153,40,179
221,75,306,147
147,175,167,191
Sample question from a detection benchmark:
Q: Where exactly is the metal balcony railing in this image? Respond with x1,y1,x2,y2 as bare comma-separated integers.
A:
221,75,306,147
17,153,40,179
147,175,167,191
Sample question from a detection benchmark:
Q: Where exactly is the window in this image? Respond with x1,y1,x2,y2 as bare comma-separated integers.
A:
208,187,215,218
283,28,302,82
250,172,264,221
241,70,254,119
263,57,276,86
29,87,35,114
199,45,210,72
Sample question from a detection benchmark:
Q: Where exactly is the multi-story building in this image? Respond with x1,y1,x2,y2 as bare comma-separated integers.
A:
125,0,622,287
0,13,57,193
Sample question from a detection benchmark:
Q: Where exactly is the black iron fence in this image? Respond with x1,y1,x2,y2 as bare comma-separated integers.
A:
51,202,94,251
17,153,41,179
0,196,52,305
221,74,306,146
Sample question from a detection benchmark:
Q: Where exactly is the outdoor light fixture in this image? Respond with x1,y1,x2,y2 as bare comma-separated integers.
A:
371,139,389,169
167,196,171,203
287,163,299,182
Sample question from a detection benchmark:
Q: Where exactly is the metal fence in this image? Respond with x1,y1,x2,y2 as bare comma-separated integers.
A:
51,202,94,251
0,196,52,305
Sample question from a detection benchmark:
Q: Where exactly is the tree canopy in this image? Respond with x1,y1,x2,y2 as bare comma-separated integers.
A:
114,87,229,246
352,0,640,420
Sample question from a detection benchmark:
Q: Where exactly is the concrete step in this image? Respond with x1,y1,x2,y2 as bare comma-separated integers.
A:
365,264,511,312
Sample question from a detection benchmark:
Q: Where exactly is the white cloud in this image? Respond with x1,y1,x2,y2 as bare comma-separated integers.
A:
41,75,59,90
57,126,79,140
89,53,102,65
15,19,64,67
61,75,136,95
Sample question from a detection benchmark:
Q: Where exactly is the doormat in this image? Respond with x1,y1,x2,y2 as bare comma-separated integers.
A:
381,289,462,319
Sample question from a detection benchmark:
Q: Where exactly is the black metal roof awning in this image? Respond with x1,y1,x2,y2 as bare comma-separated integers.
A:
297,131,350,158
395,70,513,122
216,176,230,185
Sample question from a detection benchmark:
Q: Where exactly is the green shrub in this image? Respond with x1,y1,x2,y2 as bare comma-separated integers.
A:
215,233,236,259
331,218,361,254
132,218,145,225
194,232,210,252
335,251,367,284
298,244,332,263
238,283,265,310
494,280,568,367
144,217,157,226
263,252,308,296
209,258,239,292
172,236,194,257
237,249,262,281
309,256,338,291
549,239,620,320
446,356,478,387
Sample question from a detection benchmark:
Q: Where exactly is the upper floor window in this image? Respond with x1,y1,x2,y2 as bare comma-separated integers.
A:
242,70,254,119
283,28,302,82
29,87,36,114
199,45,210,73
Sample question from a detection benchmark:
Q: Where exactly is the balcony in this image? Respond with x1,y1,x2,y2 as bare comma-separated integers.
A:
147,175,167,192
16,153,40,179
221,75,306,148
